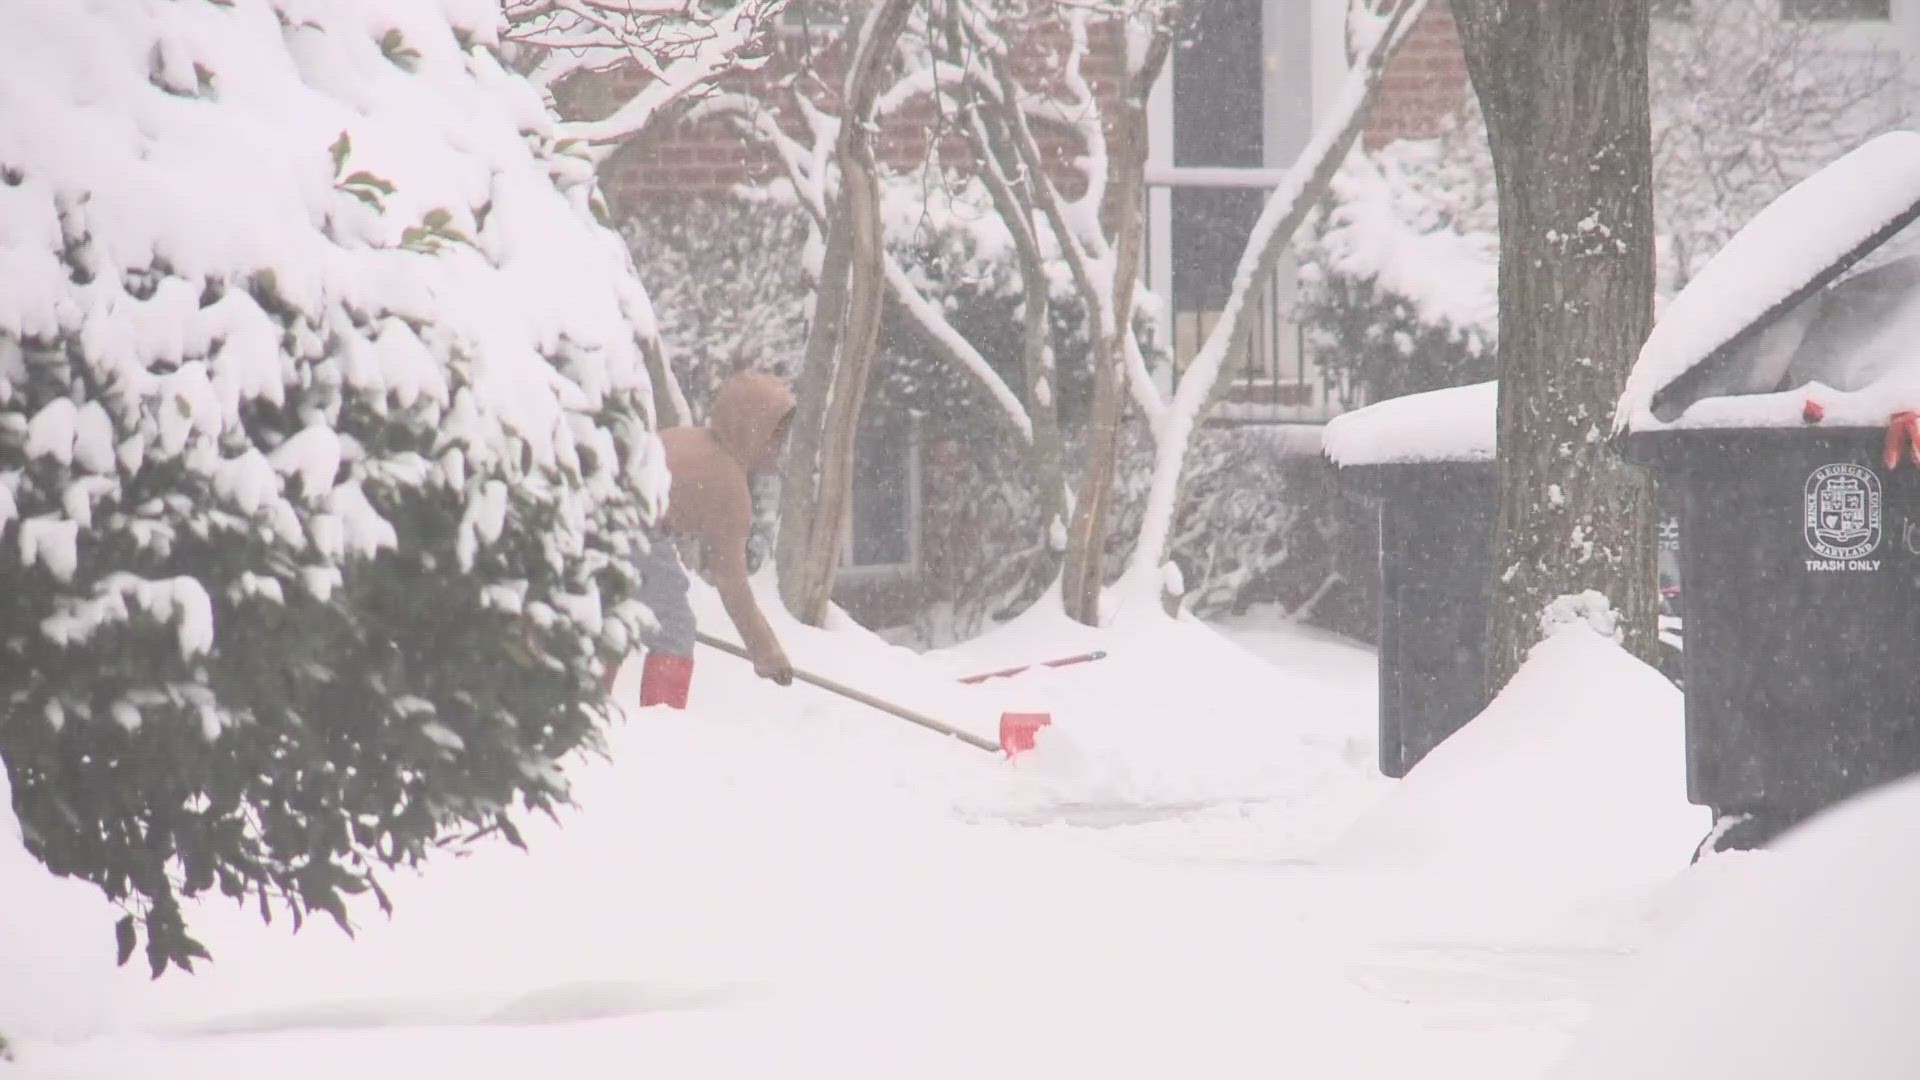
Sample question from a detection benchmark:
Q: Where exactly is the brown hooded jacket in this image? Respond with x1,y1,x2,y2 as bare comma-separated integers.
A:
659,372,795,683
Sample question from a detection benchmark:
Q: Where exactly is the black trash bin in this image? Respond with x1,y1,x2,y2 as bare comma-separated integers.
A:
1326,383,1499,778
1615,130,1920,852
1622,431,1920,849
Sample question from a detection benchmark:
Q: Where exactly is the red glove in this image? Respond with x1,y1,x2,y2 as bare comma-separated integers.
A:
1884,411,1920,471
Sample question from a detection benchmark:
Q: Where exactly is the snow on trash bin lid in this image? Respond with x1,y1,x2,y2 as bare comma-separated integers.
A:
1618,131,1920,433
1322,380,1496,467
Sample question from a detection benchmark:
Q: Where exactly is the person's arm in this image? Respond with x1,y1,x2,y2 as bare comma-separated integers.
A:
707,517,793,686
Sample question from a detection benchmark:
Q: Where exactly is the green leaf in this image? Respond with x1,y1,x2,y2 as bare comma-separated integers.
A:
312,886,353,936
329,132,351,178
342,171,394,195
114,915,136,966
422,207,452,231
380,28,403,53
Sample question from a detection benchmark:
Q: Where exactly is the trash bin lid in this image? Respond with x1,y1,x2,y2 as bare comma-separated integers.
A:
1323,380,1496,467
1617,131,1920,433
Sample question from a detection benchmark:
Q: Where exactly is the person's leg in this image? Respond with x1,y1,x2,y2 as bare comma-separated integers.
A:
638,534,698,709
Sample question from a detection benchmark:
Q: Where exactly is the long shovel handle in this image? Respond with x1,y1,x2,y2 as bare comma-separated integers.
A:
694,632,1001,754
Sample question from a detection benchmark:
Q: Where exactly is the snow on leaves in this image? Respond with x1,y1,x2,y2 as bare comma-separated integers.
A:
0,0,677,977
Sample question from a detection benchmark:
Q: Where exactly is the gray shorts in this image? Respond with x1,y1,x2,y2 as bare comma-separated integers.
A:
638,533,696,656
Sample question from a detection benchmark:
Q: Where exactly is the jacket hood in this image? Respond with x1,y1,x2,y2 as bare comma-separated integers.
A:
709,372,795,472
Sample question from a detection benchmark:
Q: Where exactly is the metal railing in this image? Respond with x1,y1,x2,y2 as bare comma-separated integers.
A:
1143,165,1349,425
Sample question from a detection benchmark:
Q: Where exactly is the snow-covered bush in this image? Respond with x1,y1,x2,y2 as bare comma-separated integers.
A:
1308,5,1905,401
1301,130,1498,404
0,0,668,975
620,198,812,411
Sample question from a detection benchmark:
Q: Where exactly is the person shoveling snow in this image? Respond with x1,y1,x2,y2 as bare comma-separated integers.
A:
635,372,798,708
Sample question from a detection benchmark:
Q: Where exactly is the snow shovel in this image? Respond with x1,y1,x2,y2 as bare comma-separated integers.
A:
694,631,1049,758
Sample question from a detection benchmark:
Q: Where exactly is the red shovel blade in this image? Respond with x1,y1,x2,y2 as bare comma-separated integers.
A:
999,712,1052,759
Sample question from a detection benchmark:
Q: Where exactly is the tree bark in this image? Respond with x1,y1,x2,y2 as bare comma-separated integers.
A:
1452,1,1660,693
775,0,918,626
1057,29,1171,626
959,86,1069,547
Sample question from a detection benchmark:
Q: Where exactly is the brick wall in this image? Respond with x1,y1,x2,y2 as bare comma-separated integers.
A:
569,19,1122,210
577,5,1475,203
1363,1,1472,150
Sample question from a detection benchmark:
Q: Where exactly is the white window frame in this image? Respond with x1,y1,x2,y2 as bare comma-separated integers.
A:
1143,0,1345,422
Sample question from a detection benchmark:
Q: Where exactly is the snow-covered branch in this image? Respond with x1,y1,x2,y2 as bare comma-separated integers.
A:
1126,0,1428,585
696,54,1044,447
966,3,1168,430
505,0,787,147
882,258,1034,442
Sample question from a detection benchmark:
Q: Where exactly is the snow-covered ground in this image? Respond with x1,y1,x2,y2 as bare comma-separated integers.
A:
2,580,1756,1079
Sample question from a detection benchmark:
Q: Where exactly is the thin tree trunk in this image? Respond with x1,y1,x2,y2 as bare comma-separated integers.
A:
1058,29,1170,626
775,0,917,626
1453,0,1660,693
961,87,1069,551
637,326,692,428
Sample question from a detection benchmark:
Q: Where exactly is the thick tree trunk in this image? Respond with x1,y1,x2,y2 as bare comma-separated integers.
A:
775,0,917,626
1453,1,1660,693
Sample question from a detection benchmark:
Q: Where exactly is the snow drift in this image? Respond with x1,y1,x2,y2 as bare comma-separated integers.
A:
1550,774,1920,1080
1331,624,1705,898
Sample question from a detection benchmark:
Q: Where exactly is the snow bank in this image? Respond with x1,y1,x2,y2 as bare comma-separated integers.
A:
1330,625,1705,898
0,768,129,1044
921,584,1379,824
1550,775,1920,1080
1322,380,1496,467
4,575,1376,1045
1618,131,1920,431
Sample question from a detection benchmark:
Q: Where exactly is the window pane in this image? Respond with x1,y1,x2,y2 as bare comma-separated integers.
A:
1169,1,1264,312
849,415,911,568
